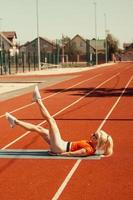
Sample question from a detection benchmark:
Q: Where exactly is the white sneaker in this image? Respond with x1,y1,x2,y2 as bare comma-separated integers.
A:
5,112,17,128
32,86,41,102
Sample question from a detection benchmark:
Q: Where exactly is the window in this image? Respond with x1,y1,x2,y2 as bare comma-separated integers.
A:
80,42,84,47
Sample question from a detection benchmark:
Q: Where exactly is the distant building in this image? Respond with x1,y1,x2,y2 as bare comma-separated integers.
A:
88,38,106,64
89,38,105,54
122,43,133,61
69,34,87,62
123,43,133,50
19,37,58,64
71,34,87,54
0,31,18,55
64,34,105,64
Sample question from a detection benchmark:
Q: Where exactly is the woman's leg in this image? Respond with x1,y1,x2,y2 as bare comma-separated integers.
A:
6,112,50,144
36,99,67,153
33,85,67,153
16,119,50,144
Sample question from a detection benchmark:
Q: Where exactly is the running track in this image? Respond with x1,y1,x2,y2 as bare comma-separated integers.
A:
0,62,133,200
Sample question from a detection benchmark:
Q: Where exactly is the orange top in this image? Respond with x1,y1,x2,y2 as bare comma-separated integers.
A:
70,140,96,155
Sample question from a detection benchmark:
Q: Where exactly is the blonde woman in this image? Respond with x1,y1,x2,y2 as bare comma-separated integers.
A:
6,86,113,157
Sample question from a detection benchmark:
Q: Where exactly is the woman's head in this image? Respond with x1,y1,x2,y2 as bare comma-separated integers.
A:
90,129,113,156
96,130,109,147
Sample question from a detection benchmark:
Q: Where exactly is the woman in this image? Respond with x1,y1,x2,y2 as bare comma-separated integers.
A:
5,86,113,157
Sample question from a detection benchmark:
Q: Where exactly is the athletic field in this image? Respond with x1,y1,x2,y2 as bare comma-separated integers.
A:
0,62,132,200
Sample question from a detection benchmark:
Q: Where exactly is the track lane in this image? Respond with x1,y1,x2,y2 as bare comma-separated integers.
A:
0,65,123,147
0,62,129,117
53,72,133,199
0,71,121,148
3,64,130,149
0,62,133,200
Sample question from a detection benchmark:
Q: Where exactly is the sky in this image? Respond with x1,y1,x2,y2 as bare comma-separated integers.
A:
0,0,133,48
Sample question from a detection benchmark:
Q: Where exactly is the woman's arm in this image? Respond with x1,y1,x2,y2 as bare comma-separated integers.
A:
60,148,89,157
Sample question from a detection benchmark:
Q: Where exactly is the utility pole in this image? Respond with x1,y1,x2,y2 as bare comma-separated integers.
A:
104,13,108,63
0,18,3,72
36,0,41,70
62,34,64,64
94,2,98,65
0,18,2,50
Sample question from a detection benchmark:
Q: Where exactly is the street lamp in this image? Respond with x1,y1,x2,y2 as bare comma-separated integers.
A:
104,13,108,63
94,2,98,65
36,0,41,70
0,18,2,50
62,34,65,65
0,18,3,73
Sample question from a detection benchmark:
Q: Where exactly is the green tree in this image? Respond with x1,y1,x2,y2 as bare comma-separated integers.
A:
106,33,119,60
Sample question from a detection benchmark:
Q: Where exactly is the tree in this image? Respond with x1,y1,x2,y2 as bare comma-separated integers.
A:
106,33,119,61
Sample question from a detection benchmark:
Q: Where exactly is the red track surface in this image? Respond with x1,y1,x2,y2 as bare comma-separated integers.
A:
0,62,133,200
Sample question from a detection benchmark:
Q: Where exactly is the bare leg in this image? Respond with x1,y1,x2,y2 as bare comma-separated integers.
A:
16,119,50,144
6,86,67,153
36,99,67,153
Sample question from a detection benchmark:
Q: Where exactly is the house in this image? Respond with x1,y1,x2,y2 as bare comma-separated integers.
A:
0,31,19,73
71,34,87,54
2,31,17,43
89,39,105,54
89,38,106,64
0,31,18,55
123,43,133,50
64,34,105,64
20,37,58,64
122,43,133,61
69,34,87,62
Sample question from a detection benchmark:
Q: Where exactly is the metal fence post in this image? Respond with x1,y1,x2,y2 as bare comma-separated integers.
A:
0,50,2,75
28,52,30,71
8,51,11,74
22,52,24,72
15,52,18,73
33,52,36,71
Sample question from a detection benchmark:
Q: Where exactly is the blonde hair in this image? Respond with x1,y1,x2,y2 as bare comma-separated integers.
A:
96,130,113,157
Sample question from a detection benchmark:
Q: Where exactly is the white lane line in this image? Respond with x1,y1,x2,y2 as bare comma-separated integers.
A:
97,75,133,131
0,74,102,119
1,63,129,119
52,159,81,200
1,72,119,150
51,76,133,200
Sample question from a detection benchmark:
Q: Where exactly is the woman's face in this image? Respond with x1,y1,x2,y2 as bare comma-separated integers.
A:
90,132,99,146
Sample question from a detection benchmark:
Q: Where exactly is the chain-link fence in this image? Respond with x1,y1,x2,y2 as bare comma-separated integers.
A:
0,50,107,75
